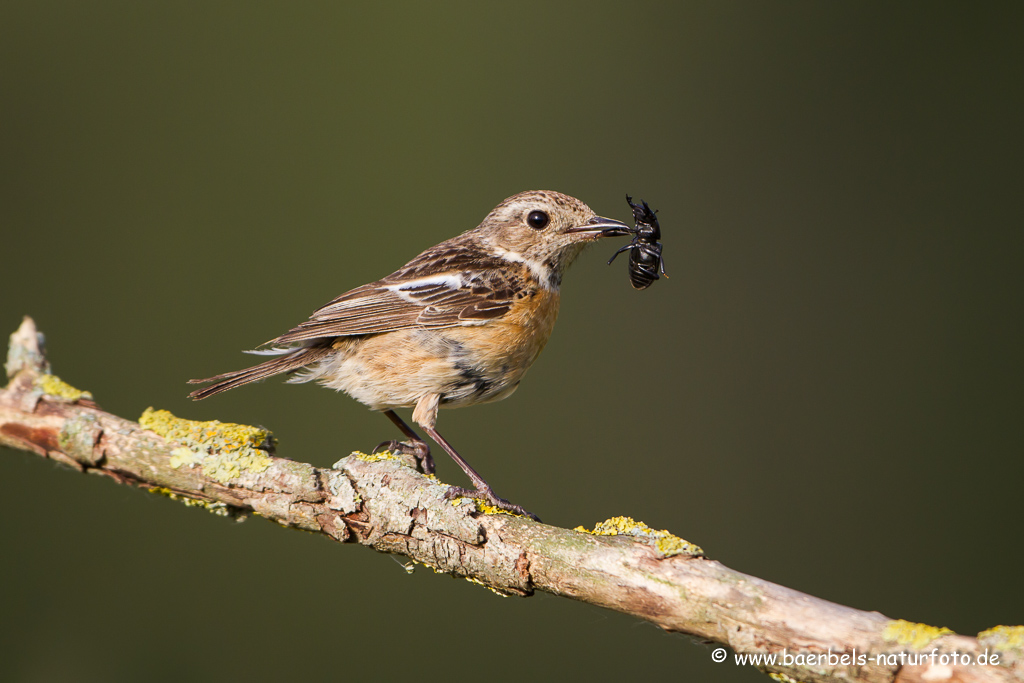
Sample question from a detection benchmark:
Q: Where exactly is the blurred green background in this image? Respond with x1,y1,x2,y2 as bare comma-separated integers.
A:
2,2,1022,681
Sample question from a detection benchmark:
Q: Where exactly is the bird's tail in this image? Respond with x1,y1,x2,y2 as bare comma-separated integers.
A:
187,345,332,400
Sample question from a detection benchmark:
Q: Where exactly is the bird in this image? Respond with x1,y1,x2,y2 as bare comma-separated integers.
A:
188,190,631,521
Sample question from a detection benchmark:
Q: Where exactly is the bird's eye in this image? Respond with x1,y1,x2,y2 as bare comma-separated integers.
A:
526,210,550,230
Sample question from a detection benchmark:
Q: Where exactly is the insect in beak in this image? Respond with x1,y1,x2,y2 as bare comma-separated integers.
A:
606,195,667,290
566,216,632,238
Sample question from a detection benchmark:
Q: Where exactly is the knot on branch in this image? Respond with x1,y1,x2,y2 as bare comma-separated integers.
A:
5,316,50,378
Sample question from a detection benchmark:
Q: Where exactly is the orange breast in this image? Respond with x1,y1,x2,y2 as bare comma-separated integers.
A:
432,284,559,406
482,284,561,373
316,285,562,411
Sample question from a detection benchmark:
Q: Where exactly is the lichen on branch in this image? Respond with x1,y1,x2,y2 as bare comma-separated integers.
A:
2,316,1021,683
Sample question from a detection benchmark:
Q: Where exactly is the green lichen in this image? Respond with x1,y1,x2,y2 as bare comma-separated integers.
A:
979,625,1024,652
58,412,102,466
139,408,274,484
147,486,236,517
883,619,954,649
574,516,704,558
35,374,92,401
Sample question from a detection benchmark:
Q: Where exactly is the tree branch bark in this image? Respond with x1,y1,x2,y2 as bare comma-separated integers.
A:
2,317,1020,683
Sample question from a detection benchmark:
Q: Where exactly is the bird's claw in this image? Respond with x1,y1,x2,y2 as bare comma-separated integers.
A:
373,439,435,475
444,486,541,523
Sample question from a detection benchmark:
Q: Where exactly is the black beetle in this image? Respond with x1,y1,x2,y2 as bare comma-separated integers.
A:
607,195,667,290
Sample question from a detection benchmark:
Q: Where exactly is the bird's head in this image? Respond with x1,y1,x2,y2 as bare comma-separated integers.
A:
472,190,630,288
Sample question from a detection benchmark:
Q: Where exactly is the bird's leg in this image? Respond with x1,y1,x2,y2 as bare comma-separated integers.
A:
374,409,434,474
410,393,540,522
420,424,541,523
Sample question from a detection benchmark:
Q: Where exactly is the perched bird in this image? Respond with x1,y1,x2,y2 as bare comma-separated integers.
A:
189,190,630,520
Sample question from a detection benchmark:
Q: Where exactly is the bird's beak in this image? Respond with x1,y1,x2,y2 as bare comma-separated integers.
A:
566,216,632,238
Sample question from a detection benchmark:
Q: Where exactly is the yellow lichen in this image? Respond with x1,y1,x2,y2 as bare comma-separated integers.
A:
140,407,272,450
139,408,274,484
201,452,272,484
464,576,512,597
169,447,199,468
447,496,521,517
35,374,92,401
769,674,804,683
352,450,404,464
475,501,510,516
883,619,954,649
979,625,1024,651
655,535,699,557
574,516,704,557
147,486,234,517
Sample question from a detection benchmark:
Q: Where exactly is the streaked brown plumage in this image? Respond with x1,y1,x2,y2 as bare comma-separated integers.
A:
188,190,630,520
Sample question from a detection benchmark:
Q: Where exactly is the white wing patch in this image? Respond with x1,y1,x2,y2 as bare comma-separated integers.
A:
385,274,466,303
244,347,296,356
266,260,520,345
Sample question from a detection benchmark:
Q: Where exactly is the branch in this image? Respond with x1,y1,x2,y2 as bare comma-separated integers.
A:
2,316,1020,683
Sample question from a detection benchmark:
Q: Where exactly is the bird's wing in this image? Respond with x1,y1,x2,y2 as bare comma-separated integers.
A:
267,249,528,345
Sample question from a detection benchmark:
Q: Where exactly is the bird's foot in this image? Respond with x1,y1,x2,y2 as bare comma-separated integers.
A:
443,486,541,523
373,439,435,475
